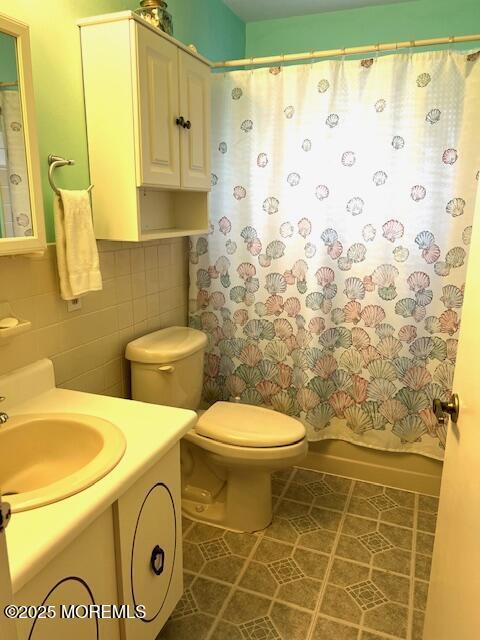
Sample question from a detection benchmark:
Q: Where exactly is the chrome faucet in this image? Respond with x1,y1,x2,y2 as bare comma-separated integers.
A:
0,397,8,425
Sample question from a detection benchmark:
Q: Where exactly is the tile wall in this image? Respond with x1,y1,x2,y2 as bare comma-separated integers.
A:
0,237,189,396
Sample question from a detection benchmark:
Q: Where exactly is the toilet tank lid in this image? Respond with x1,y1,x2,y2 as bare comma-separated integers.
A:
196,402,306,448
125,327,208,364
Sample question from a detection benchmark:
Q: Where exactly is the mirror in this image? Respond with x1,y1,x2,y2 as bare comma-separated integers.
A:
0,13,45,254
0,32,32,238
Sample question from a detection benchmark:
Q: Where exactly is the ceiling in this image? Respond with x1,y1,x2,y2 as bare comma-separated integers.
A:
222,0,411,22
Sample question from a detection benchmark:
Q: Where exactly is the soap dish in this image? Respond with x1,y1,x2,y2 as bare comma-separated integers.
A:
0,302,32,345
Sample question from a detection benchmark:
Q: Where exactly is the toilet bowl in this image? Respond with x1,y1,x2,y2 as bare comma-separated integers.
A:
126,327,308,532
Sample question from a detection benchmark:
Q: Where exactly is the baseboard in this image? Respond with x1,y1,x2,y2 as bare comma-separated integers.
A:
303,440,443,496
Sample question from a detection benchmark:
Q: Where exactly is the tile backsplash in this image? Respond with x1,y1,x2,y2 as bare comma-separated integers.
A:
0,237,188,396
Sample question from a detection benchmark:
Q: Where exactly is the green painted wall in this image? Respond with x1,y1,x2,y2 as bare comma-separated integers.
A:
246,0,480,58
3,0,245,241
0,32,18,84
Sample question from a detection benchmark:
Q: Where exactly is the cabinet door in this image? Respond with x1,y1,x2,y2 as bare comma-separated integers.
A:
15,509,119,640
114,444,183,640
136,23,180,188
178,51,211,191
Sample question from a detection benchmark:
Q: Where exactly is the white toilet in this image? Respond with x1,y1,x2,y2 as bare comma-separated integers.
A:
126,327,307,532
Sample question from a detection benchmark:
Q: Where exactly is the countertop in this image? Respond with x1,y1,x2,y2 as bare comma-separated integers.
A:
2,361,196,594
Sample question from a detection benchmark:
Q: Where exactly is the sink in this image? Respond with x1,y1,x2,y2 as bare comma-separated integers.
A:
0,414,126,513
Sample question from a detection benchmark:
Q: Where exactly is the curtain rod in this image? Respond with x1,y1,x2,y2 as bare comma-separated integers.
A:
212,34,480,69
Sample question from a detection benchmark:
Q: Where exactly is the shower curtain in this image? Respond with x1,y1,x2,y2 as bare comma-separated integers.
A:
189,50,480,460
0,90,32,237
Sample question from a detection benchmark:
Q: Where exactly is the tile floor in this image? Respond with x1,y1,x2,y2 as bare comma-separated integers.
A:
158,467,437,640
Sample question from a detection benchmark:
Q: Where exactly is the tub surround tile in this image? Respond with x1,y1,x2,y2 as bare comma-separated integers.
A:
167,468,433,640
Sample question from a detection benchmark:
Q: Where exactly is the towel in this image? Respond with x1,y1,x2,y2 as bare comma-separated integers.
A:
54,189,102,300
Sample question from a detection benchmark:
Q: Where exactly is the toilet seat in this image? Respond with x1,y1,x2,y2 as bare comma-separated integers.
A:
195,401,306,448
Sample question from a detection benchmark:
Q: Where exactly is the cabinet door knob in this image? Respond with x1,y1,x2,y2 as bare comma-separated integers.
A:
150,545,165,576
184,120,192,130
176,116,185,127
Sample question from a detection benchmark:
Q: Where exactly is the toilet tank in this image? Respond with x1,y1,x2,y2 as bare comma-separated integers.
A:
126,327,208,410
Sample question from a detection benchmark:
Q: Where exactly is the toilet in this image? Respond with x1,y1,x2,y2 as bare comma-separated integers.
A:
126,326,307,532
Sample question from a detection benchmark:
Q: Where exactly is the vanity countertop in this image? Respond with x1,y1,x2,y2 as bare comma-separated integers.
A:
2,359,196,594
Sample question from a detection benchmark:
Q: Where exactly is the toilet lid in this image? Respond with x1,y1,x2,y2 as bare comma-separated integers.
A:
195,402,306,448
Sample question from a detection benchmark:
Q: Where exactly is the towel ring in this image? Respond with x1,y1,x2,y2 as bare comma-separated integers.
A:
48,154,94,196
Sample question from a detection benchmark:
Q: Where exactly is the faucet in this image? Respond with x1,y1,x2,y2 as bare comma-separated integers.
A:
0,397,8,425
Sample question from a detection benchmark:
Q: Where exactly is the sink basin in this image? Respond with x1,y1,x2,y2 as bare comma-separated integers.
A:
0,414,126,513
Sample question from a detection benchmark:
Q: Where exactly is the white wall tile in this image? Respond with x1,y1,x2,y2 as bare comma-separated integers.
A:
0,238,189,396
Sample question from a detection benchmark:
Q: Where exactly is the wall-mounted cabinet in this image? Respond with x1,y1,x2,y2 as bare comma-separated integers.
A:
79,12,211,242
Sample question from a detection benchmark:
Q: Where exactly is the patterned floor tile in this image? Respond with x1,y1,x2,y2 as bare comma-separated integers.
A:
223,589,272,625
158,612,216,640
321,550,410,635
337,515,413,576
349,481,415,529
418,494,439,513
416,530,435,555
287,469,353,512
312,616,359,640
158,574,222,639
412,609,426,640
184,521,256,584
213,599,313,640
363,601,409,638
345,580,388,611
270,601,313,639
162,469,436,640
415,552,432,581
414,580,429,611
320,584,363,625
417,509,437,534
359,632,386,640
276,576,323,610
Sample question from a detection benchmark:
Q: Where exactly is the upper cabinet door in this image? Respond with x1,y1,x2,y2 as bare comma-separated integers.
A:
178,50,211,191
136,24,180,188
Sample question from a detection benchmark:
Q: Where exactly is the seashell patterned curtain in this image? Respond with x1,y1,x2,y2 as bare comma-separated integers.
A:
189,50,480,459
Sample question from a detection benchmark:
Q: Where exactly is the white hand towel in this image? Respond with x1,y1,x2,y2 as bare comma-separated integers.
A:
54,189,103,300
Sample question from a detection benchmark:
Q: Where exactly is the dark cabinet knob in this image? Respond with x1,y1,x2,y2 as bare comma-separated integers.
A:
150,545,165,576
176,116,185,127
184,120,191,130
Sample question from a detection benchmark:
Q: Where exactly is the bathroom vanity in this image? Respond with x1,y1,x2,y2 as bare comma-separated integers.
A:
1,359,196,640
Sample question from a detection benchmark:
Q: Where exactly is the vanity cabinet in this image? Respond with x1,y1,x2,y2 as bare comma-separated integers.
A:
12,443,183,640
79,11,211,242
14,509,119,640
114,443,182,640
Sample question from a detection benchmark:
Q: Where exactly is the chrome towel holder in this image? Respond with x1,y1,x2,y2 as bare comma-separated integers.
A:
48,154,94,195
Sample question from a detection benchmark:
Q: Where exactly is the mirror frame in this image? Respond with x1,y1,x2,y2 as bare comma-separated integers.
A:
0,12,45,255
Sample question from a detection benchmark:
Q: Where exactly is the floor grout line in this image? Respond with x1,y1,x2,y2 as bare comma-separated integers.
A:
305,476,356,640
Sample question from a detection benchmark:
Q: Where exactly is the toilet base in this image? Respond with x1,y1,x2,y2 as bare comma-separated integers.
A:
180,432,308,533
182,467,273,533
